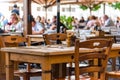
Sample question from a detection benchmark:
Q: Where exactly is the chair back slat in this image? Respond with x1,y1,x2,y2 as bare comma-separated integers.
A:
79,39,113,48
80,66,104,74
43,33,67,45
3,35,27,47
79,53,106,61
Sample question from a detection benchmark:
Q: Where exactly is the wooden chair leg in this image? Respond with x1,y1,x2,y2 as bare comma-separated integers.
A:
105,74,109,80
22,63,30,80
14,76,20,80
14,62,19,70
111,58,116,71
23,74,30,80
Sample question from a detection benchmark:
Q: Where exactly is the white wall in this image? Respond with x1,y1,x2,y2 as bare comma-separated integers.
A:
0,3,120,21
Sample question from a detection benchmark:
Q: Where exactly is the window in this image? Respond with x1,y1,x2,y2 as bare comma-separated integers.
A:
42,8,45,11
71,8,75,12
48,7,52,12
61,8,65,12
66,8,70,12
37,7,41,11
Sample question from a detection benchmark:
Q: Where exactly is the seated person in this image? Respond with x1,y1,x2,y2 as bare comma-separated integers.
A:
46,16,67,34
102,15,115,27
5,13,23,33
32,18,45,35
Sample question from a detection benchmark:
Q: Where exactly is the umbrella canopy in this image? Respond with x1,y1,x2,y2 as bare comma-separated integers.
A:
0,0,120,7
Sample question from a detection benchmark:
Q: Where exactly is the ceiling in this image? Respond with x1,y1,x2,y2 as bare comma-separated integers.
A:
0,0,120,7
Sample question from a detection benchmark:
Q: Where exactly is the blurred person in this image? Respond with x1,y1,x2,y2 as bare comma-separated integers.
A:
32,18,44,35
102,15,114,27
46,19,51,29
40,16,47,30
84,15,97,30
97,17,103,27
84,15,101,32
115,16,120,28
0,12,8,30
11,4,19,16
79,16,86,29
36,15,41,23
0,12,5,33
79,16,85,23
47,15,67,33
72,18,79,29
5,13,23,33
0,12,4,22
36,16,46,31
86,15,96,28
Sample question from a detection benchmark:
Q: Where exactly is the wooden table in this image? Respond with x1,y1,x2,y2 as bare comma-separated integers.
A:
27,35,44,46
1,44,120,80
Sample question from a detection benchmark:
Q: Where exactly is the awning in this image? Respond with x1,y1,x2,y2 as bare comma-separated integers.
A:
0,0,120,7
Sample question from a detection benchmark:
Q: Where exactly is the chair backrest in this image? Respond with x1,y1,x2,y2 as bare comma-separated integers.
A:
87,35,115,43
74,39,113,80
43,33,67,45
2,35,27,47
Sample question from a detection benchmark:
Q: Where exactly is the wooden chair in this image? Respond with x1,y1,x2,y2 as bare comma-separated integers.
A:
0,35,41,80
43,33,67,79
0,36,20,80
87,35,117,71
43,33,67,45
105,36,120,80
74,39,113,80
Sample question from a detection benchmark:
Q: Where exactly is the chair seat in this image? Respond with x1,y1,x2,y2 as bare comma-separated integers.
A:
14,69,42,77
106,71,120,77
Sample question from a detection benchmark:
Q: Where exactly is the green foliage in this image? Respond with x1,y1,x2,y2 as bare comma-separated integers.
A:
60,16,73,30
79,4,101,11
111,2,120,10
79,5,88,10
92,4,101,11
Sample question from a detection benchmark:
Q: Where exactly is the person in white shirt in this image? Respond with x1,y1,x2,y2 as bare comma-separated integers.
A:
5,13,23,33
32,18,44,35
102,15,115,27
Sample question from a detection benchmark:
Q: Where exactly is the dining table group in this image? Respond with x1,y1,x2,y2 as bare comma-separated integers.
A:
0,30,120,80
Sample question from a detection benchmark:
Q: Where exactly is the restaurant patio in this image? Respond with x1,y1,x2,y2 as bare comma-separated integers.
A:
1,0,120,80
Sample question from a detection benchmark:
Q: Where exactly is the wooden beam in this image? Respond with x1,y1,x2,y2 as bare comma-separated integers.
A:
23,0,32,36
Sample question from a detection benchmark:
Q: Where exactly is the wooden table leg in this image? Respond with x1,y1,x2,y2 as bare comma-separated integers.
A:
6,53,14,80
41,63,52,80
